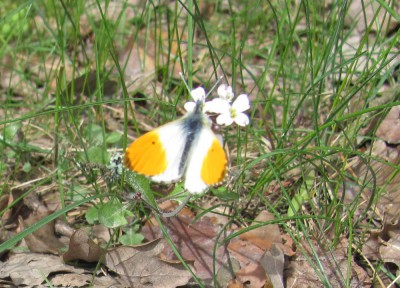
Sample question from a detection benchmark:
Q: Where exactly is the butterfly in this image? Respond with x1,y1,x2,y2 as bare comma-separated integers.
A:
124,88,227,194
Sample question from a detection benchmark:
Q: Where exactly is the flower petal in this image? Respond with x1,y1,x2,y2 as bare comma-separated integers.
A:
216,113,234,126
184,101,196,112
190,87,206,102
206,98,231,114
232,94,250,112
217,84,234,102
234,113,250,126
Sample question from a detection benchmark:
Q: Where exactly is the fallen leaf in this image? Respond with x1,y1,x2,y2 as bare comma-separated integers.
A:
104,238,193,288
19,213,65,254
142,215,231,282
351,139,400,222
228,238,265,266
63,229,104,263
236,262,268,288
286,238,368,287
226,278,245,288
50,273,93,287
380,235,400,268
50,273,119,288
260,244,285,288
376,106,400,144
239,210,282,251
215,257,241,288
0,253,85,286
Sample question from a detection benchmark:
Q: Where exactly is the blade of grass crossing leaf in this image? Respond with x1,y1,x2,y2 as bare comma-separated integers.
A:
0,196,97,253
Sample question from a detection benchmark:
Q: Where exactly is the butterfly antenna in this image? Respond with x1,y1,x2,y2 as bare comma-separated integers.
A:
180,72,223,99
206,75,223,98
179,72,191,94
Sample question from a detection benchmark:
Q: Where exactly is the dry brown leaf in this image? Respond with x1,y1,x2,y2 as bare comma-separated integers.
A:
91,224,112,243
239,210,282,251
228,238,265,266
0,194,11,224
286,238,368,287
362,234,381,260
362,218,400,264
50,273,120,288
235,262,268,288
63,229,104,263
380,235,400,268
19,213,65,255
260,244,285,288
376,106,400,144
215,257,241,288
104,238,193,288
351,139,400,223
226,278,245,288
143,214,274,285
0,253,85,286
142,215,231,282
281,234,296,257
50,273,93,287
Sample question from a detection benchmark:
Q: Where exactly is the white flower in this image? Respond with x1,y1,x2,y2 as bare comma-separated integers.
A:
183,84,250,127
184,87,206,112
217,84,234,102
215,94,250,126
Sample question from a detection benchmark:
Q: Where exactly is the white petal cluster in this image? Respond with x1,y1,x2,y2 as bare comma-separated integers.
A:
184,84,250,127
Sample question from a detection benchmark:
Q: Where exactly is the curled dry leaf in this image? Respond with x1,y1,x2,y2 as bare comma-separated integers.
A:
50,273,119,288
19,213,65,255
235,262,269,288
215,257,241,288
379,234,400,268
63,229,104,263
286,238,368,287
0,253,85,286
142,215,230,282
143,214,280,285
376,106,400,144
227,238,265,266
239,210,282,251
104,238,193,288
260,244,285,288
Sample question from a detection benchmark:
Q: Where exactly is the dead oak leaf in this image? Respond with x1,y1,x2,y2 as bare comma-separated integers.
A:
260,244,285,288
104,238,193,288
63,229,104,263
142,215,230,282
376,106,400,144
239,210,282,251
380,238,400,268
286,238,368,287
380,233,400,268
19,213,65,255
235,262,269,288
0,253,85,286
228,238,265,266
50,273,120,288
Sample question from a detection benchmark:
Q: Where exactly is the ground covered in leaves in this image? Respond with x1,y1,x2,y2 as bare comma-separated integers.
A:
1,0,400,287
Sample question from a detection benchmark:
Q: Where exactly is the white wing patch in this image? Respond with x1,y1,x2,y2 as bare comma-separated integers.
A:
150,119,187,183
184,127,215,193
